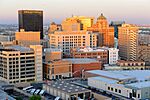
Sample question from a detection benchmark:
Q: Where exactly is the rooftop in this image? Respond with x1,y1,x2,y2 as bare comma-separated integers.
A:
87,70,150,82
5,45,33,52
63,58,99,64
45,81,90,94
126,81,150,89
86,70,135,80
89,76,117,84
76,47,107,52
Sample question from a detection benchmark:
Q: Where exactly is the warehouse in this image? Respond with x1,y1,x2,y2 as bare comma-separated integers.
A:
43,81,91,100
87,70,150,100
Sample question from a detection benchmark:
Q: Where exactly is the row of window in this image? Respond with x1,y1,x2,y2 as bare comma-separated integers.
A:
108,87,121,93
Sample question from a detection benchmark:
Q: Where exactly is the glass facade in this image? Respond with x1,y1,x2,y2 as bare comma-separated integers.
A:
18,10,43,39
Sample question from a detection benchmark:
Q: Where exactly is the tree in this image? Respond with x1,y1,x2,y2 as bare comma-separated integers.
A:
29,95,41,100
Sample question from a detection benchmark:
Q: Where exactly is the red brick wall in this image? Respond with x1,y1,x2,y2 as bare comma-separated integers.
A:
72,62,102,77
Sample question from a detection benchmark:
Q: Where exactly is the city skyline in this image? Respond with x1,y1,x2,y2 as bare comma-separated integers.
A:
0,0,150,25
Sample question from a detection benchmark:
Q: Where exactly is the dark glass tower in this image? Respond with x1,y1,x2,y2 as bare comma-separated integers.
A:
18,10,43,39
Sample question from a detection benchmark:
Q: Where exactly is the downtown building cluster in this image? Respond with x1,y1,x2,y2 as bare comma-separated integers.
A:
0,9,150,100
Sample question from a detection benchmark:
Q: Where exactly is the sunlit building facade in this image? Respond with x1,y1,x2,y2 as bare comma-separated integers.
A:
88,14,114,47
118,24,139,61
49,31,97,56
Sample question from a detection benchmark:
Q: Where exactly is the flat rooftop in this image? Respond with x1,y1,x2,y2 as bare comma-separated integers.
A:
87,70,150,82
6,45,33,52
111,70,150,81
86,70,135,80
126,81,150,89
89,76,117,84
63,58,99,64
45,81,90,94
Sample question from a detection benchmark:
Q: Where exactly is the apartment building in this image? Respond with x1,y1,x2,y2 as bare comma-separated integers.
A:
49,31,97,56
118,24,139,61
0,45,42,84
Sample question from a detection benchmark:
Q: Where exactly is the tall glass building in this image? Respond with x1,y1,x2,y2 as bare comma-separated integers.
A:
18,10,43,39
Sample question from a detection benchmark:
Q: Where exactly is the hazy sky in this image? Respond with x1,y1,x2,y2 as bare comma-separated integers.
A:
0,0,150,25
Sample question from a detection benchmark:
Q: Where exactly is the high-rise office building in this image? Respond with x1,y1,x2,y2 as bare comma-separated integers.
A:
61,16,94,31
88,14,114,47
118,24,139,61
18,10,43,39
49,31,97,56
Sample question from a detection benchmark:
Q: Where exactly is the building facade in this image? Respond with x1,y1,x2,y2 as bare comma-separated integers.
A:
70,47,108,64
61,16,94,31
137,44,150,65
49,31,97,56
15,31,41,47
118,24,139,61
18,10,43,39
108,48,119,65
63,58,102,77
88,14,114,47
0,45,43,84
44,60,72,80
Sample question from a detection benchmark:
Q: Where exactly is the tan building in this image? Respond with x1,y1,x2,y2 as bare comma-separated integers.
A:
117,60,145,70
0,45,43,84
62,18,82,31
62,16,94,31
44,48,62,62
118,24,139,61
44,60,72,79
15,31,41,47
49,31,97,56
30,45,43,82
137,44,150,65
48,22,62,33
88,14,114,47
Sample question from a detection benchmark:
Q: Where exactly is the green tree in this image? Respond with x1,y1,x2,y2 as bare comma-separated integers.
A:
16,96,23,100
29,95,41,100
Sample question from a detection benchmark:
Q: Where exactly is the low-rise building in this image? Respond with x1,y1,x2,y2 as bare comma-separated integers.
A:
70,47,119,65
44,48,62,62
43,81,91,100
86,70,150,100
70,47,108,64
44,60,72,80
63,58,102,77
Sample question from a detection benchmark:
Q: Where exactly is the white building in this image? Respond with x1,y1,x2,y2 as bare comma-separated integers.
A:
108,48,119,65
86,70,150,100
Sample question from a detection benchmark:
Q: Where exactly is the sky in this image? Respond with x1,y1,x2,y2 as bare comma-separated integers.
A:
0,0,150,25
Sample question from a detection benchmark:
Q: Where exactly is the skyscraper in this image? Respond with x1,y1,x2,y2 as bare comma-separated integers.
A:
118,24,139,61
88,14,114,47
18,10,43,39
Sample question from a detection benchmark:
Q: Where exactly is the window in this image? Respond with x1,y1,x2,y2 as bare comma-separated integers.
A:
119,90,121,93
51,68,54,74
115,89,117,92
138,94,140,98
111,88,113,91
108,87,110,90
